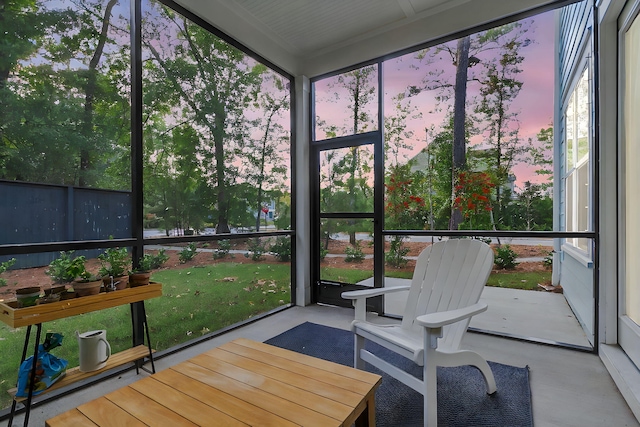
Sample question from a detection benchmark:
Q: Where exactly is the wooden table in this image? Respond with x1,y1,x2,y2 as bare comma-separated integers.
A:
46,338,382,427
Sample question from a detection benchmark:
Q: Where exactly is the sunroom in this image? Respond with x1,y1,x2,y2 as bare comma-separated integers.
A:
1,0,640,425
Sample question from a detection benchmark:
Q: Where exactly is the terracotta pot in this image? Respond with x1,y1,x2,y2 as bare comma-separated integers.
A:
73,280,103,297
129,272,151,287
102,275,129,291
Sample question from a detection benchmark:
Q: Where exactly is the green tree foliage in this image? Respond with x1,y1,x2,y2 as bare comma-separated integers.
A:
1,1,130,188
474,23,531,224
321,66,376,244
143,5,266,234
506,181,552,230
411,23,533,230
241,77,290,231
527,126,554,192
384,93,421,165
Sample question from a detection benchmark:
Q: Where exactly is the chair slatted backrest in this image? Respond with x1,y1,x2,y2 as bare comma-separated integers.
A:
401,239,494,350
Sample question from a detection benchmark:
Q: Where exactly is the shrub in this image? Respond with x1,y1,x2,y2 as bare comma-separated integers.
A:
136,249,170,272
270,236,291,262
319,243,329,260
245,237,267,261
494,245,519,269
0,258,16,287
543,251,554,268
385,236,409,268
178,243,198,264
213,239,231,260
345,242,365,263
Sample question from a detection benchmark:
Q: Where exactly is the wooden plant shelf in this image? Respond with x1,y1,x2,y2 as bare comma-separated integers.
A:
9,345,154,402
0,283,162,328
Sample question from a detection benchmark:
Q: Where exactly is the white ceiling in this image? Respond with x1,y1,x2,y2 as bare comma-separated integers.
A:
174,0,558,77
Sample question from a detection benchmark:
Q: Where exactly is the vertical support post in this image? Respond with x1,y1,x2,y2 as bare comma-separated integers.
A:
131,302,145,348
130,0,144,266
23,323,42,427
66,186,74,241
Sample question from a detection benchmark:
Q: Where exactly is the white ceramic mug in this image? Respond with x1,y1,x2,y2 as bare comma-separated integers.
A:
76,330,111,372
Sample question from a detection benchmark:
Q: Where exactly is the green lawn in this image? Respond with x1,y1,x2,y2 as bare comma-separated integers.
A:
385,269,551,291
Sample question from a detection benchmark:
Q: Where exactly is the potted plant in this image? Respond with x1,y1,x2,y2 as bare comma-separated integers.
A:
98,247,130,291
46,251,87,284
72,272,103,296
46,251,84,299
129,254,153,287
46,251,101,297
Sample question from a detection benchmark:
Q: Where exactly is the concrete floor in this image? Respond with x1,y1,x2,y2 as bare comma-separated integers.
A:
375,278,592,348
10,304,639,427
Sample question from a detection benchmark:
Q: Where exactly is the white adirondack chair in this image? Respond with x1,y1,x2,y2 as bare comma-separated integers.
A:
341,238,497,426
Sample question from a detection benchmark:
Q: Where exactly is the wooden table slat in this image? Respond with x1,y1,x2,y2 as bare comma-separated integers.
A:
129,376,249,427
104,385,198,427
201,348,364,407
231,338,381,385
219,340,376,395
233,338,379,385
189,351,353,421
77,397,147,427
153,368,300,427
45,409,99,427
173,360,340,427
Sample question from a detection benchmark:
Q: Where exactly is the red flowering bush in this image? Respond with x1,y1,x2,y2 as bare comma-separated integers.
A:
385,164,426,267
453,171,495,225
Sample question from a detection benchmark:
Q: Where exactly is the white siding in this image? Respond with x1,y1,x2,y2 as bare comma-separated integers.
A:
557,0,595,344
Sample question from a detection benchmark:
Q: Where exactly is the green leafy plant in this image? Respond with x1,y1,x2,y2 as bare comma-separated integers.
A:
345,242,365,263
0,258,16,287
179,243,198,264
133,250,169,273
494,245,519,270
244,237,267,261
98,247,130,277
543,251,553,268
270,236,291,262
319,243,329,260
46,251,89,283
148,249,170,269
213,239,231,260
385,236,409,268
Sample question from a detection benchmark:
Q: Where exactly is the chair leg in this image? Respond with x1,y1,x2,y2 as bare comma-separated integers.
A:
424,330,438,426
355,334,365,370
438,350,497,394
473,356,497,394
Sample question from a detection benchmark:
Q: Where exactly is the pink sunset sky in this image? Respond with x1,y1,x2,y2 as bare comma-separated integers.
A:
314,10,556,191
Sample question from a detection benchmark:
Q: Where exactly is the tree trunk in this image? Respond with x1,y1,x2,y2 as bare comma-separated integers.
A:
450,35,470,230
80,0,117,187
214,108,230,234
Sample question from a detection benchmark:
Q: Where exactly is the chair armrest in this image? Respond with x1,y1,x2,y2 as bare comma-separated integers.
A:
341,286,410,300
342,286,411,322
416,302,488,329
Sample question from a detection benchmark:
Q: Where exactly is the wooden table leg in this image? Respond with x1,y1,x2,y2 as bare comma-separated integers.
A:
355,394,376,427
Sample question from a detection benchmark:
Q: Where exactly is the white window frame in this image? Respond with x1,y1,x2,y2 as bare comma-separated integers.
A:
562,58,592,256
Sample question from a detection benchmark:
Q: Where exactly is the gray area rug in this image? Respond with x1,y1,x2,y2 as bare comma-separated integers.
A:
265,322,533,427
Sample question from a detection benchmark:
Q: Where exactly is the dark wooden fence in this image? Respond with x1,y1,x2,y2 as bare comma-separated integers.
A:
0,180,131,269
